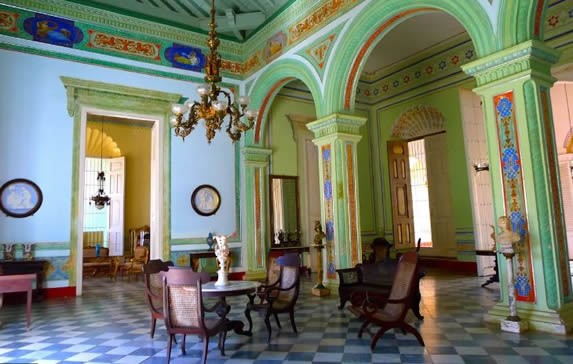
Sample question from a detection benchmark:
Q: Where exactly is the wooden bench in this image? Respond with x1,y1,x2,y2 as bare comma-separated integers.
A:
0,273,36,330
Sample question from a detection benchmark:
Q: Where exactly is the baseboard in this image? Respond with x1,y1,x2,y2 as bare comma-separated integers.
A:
45,286,76,299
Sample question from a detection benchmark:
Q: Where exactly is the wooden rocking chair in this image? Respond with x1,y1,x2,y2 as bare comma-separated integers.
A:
358,251,424,348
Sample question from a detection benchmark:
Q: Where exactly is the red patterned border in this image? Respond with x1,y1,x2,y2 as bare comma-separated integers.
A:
346,143,358,265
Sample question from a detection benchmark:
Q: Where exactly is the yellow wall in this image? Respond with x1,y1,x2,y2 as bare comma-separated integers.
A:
86,121,151,240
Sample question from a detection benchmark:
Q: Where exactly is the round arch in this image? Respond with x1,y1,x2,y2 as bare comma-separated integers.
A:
323,0,496,114
245,57,323,146
499,0,546,46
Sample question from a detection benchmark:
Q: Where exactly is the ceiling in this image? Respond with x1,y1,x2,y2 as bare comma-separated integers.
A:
66,0,291,41
66,1,468,75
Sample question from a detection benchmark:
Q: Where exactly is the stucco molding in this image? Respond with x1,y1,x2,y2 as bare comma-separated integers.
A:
306,113,366,140
242,146,272,165
61,76,181,117
462,40,559,87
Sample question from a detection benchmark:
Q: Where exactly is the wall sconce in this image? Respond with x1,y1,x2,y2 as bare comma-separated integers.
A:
473,161,489,173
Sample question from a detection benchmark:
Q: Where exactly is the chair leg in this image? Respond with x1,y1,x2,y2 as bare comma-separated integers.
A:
370,325,390,350
150,317,156,338
166,334,173,363
201,336,209,364
273,313,281,328
357,320,369,338
264,313,273,343
181,334,186,355
289,310,298,333
401,323,425,346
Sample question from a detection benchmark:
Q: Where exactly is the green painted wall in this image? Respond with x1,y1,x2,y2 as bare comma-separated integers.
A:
376,84,474,252
355,108,377,237
269,95,315,175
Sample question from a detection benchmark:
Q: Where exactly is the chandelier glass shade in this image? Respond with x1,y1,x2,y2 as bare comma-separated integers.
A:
170,0,258,143
90,122,110,210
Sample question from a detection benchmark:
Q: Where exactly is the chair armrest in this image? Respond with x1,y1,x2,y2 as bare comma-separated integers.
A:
336,268,359,285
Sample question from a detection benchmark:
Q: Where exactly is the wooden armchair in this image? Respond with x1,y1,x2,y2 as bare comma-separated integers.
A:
245,264,301,343
355,251,424,349
163,268,228,364
119,246,149,280
255,253,300,304
143,259,174,338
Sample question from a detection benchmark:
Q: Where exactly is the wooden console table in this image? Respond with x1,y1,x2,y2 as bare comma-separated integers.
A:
0,259,48,300
189,250,232,272
0,273,36,329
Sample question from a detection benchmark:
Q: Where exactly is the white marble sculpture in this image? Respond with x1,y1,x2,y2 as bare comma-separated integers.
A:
214,235,229,286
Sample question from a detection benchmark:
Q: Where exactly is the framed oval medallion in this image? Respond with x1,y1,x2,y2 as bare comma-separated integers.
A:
191,184,221,216
0,178,43,218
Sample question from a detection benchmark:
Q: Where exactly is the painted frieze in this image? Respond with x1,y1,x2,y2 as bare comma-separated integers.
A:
23,13,83,47
0,10,18,33
494,91,535,303
164,44,205,71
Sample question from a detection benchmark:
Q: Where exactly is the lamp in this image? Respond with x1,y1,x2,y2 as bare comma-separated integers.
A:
90,121,110,210
473,161,489,173
169,0,258,143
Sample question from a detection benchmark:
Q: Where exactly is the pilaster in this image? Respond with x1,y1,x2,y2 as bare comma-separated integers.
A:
307,113,366,288
462,40,573,333
241,146,272,281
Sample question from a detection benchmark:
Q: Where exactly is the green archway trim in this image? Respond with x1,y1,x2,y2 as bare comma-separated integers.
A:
245,57,323,145
323,0,495,114
499,0,547,46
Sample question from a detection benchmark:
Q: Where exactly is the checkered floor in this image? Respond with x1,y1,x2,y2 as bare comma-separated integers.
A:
1,269,573,363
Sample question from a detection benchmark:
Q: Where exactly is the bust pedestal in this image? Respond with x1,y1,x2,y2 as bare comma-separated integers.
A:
500,250,528,333
311,244,330,297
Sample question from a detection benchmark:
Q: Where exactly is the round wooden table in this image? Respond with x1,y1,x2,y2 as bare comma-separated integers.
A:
202,280,261,336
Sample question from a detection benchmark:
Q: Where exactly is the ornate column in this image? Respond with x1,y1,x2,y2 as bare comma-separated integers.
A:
462,40,573,333
307,113,365,287
242,146,272,281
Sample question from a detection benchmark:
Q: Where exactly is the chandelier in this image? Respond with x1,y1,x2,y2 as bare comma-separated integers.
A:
170,0,258,143
90,121,111,210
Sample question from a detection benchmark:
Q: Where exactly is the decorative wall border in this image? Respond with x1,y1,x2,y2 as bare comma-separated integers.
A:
322,144,336,279
494,91,535,303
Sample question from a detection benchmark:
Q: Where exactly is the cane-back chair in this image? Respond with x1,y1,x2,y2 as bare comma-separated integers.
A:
143,259,174,338
245,263,301,343
162,268,227,364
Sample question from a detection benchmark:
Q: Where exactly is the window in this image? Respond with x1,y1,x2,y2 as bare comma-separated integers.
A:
408,139,432,248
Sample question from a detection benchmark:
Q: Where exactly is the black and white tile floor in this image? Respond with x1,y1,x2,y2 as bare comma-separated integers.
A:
1,269,572,363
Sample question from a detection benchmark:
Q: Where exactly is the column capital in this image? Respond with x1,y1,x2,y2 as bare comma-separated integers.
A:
461,40,559,89
307,113,366,142
241,146,272,165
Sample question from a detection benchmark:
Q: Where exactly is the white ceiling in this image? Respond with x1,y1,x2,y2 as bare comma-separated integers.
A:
364,12,468,74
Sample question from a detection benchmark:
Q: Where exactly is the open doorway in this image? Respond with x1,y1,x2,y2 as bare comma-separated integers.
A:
387,106,456,256
81,116,151,286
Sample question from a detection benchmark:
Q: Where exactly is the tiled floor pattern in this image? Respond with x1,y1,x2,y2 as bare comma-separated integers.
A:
1,270,573,363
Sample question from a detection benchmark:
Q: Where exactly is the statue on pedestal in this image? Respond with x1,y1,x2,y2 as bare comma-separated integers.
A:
492,215,528,333
311,220,330,297
214,235,229,286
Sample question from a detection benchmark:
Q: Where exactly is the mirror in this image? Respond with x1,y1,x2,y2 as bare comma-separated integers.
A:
269,175,300,246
